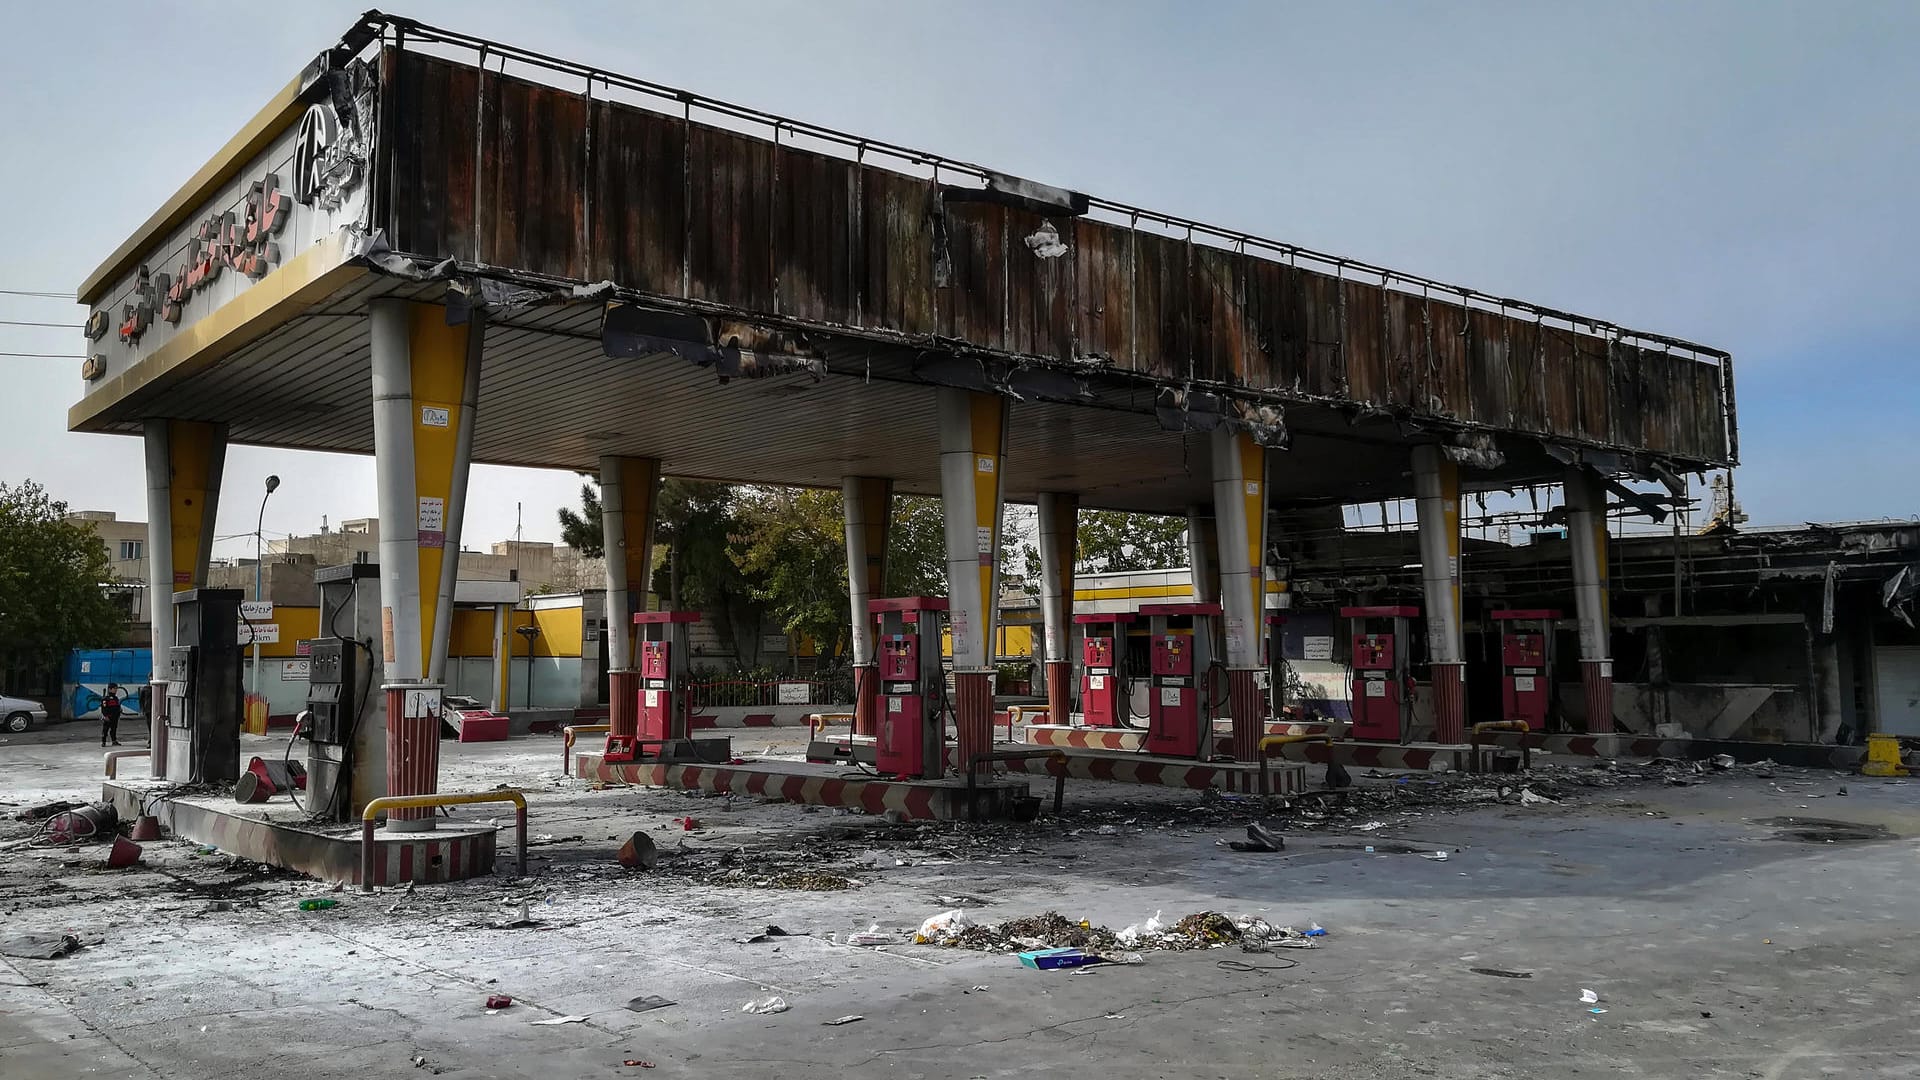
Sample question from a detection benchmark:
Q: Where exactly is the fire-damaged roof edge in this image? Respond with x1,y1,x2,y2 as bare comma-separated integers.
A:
351,230,1723,479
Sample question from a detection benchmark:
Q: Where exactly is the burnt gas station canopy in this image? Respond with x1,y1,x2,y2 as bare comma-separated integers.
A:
71,12,1735,513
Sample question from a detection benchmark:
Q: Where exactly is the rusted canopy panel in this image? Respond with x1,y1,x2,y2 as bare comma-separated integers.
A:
377,43,1734,469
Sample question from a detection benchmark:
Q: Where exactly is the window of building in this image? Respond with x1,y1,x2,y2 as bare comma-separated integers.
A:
119,540,143,561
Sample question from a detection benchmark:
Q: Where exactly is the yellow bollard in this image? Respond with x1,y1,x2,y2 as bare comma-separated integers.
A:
1861,733,1909,777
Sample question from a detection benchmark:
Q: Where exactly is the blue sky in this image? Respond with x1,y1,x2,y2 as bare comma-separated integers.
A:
2,0,1915,554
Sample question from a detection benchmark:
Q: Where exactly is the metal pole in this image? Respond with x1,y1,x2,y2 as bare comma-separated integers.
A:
251,482,276,704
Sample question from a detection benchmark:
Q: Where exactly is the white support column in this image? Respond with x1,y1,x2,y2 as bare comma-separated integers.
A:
142,423,175,769
1565,465,1615,735
842,476,893,737
601,456,634,673
370,299,425,681
1413,444,1466,743
1186,506,1218,604
1037,492,1079,725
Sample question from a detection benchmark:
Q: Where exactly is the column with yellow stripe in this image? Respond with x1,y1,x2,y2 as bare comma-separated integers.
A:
142,418,228,778
369,299,483,827
601,454,661,761
937,389,1008,772
1209,428,1269,762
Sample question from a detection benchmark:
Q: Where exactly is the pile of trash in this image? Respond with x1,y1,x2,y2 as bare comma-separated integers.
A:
915,909,1326,954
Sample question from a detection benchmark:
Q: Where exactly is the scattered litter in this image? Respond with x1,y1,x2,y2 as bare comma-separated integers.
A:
1227,821,1285,853
622,1061,655,1069
485,995,513,1009
1710,754,1736,770
531,1015,590,1025
847,932,897,946
0,933,82,960
1588,1008,1608,1015
493,902,541,930
916,909,977,944
298,898,339,912
1018,947,1106,970
1470,968,1533,979
617,832,659,870
1356,821,1385,832
1103,1013,1125,1020
674,817,699,832
822,1014,864,1026
1518,788,1557,806
965,985,990,993
202,901,234,913
1579,989,1600,1004
1364,845,1375,853
1303,924,1327,937
624,995,676,1013
742,996,790,1014
1420,851,1450,861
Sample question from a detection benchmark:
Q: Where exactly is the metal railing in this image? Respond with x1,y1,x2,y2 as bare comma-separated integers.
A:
686,677,847,709
361,791,528,892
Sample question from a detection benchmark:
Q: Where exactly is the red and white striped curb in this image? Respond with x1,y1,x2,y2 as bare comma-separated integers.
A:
982,749,1307,795
1022,722,1335,753
1272,741,1467,772
574,754,998,820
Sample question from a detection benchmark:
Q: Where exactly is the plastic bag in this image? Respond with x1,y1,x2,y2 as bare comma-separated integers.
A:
742,996,790,1014
915,909,975,944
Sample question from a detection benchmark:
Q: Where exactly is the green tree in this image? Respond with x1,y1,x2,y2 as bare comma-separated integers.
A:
0,481,127,682
731,487,850,653
1076,510,1189,572
885,495,948,597
652,479,757,654
555,481,603,558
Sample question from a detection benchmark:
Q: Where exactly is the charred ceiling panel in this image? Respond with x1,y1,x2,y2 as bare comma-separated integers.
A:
774,146,858,324
485,74,588,280
860,167,935,337
1505,316,1542,435
385,51,479,260
589,101,686,296
688,125,776,312
1426,301,1469,419
1003,206,1074,361
1072,219,1132,368
1541,324,1580,437
1341,279,1387,408
937,201,1008,348
1131,230,1192,383
376,47,1733,468
1466,308,1511,429
1382,290,1426,412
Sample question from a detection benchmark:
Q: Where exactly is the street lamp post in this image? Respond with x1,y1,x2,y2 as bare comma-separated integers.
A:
250,475,281,705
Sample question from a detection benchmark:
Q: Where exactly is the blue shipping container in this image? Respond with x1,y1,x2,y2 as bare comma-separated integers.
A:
63,649,153,721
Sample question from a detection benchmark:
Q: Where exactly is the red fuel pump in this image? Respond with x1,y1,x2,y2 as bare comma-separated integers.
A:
1342,606,1416,743
1492,609,1559,731
1139,603,1221,759
1073,613,1133,728
870,597,948,779
630,612,701,755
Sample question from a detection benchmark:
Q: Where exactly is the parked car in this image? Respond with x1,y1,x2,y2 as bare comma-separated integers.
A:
1,692,50,733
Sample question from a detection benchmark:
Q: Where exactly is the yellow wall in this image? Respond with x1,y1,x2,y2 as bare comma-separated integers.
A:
266,603,589,659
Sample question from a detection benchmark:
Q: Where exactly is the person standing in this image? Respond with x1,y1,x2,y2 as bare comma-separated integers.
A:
99,683,124,747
